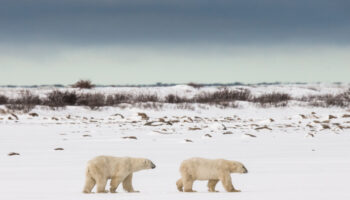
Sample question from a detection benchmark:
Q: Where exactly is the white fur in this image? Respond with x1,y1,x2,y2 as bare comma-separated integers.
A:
176,157,247,192
83,155,155,193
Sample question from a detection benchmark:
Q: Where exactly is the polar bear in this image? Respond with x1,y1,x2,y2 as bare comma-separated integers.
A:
83,156,156,193
176,157,248,192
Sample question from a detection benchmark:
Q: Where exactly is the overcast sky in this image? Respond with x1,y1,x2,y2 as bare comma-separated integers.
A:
0,0,349,85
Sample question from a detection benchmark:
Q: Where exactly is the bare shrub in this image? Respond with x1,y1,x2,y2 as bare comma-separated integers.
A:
253,92,291,107
62,91,78,105
300,95,327,107
45,90,77,108
106,95,114,106
137,102,163,110
72,80,95,89
307,100,326,107
194,88,251,103
134,93,159,102
193,92,214,103
216,101,239,109
5,90,41,112
164,94,190,103
45,90,65,108
106,93,132,105
187,82,203,89
0,95,8,105
76,93,105,109
176,103,195,111
325,91,350,107
300,89,350,107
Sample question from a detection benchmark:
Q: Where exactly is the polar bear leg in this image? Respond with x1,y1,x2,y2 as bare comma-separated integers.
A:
176,178,183,192
83,174,96,193
96,177,108,193
220,174,240,192
109,176,124,193
183,177,196,192
123,173,138,192
208,179,219,192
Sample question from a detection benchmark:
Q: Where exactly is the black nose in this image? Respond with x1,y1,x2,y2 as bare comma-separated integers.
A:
151,163,156,169
243,166,248,173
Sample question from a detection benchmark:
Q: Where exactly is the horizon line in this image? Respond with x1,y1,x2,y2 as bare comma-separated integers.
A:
1,81,349,88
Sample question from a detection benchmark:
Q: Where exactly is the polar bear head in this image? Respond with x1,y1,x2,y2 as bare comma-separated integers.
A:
229,161,248,174
143,159,156,169
132,158,156,172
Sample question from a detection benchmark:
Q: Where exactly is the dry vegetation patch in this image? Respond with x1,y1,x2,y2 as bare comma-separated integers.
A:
0,86,349,111
122,136,137,140
8,152,20,156
71,80,95,89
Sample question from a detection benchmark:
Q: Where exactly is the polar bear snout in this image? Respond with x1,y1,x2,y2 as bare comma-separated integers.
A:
151,162,156,169
242,165,248,173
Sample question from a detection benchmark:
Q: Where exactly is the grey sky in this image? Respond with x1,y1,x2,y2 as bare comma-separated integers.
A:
0,0,349,84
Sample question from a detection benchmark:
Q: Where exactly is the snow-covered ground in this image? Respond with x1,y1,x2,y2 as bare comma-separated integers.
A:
1,85,350,200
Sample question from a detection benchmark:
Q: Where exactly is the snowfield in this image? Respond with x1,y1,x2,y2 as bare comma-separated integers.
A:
1,84,350,200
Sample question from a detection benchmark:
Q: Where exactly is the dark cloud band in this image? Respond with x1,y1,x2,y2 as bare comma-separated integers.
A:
0,0,349,45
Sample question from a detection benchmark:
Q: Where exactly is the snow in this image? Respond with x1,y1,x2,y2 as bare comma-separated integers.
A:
1,84,350,200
